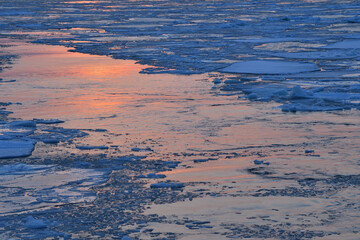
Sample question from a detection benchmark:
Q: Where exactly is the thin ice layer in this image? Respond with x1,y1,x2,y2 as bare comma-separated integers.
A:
221,60,319,75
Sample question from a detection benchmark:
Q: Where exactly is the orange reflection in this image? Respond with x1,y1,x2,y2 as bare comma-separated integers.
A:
1,43,146,80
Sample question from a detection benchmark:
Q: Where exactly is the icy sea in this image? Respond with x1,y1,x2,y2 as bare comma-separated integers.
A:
0,0,360,239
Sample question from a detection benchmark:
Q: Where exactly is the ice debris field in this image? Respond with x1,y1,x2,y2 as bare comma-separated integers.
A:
0,0,360,239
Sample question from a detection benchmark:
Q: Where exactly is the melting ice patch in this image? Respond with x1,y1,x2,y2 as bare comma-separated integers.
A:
221,60,319,75
0,164,106,215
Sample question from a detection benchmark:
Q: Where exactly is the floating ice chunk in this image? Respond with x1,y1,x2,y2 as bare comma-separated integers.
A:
242,85,289,101
272,50,359,60
280,99,346,112
0,163,35,175
76,145,109,150
147,173,166,179
42,138,60,144
289,85,313,99
324,40,360,49
254,160,270,165
0,140,36,159
247,93,258,100
213,78,221,84
8,120,36,128
114,155,147,161
150,182,185,189
24,216,47,229
221,60,319,75
34,119,64,124
131,147,153,152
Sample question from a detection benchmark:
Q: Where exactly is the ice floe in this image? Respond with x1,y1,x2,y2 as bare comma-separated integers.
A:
24,216,47,229
76,145,109,150
324,40,360,49
0,140,35,159
221,60,319,75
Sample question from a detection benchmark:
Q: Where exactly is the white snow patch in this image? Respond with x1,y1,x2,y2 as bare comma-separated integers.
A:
221,60,319,75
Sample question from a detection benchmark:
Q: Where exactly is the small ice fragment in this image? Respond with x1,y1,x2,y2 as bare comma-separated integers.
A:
42,139,60,144
8,120,36,128
289,86,313,99
213,78,221,84
24,216,47,229
254,160,270,165
150,182,185,189
34,119,64,124
274,89,288,97
247,93,258,100
192,221,211,225
159,161,180,168
147,173,166,179
115,155,147,161
131,147,153,152
76,145,108,150
193,159,209,163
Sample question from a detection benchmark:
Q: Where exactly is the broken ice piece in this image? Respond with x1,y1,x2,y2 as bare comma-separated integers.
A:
76,145,109,150
150,182,185,189
34,119,64,124
254,160,270,165
8,120,36,128
24,216,47,229
131,147,153,152
0,140,36,159
221,60,319,75
147,173,166,178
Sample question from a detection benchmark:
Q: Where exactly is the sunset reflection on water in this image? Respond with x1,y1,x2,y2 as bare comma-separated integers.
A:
1,40,360,186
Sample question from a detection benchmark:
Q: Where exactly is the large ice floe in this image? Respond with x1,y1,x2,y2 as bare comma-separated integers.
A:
0,139,35,159
221,60,319,75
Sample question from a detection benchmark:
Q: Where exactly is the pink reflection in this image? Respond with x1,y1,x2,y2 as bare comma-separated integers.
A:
1,43,145,80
